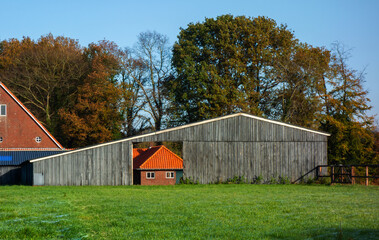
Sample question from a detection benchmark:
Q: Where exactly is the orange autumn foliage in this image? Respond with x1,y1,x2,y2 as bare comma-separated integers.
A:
58,41,122,148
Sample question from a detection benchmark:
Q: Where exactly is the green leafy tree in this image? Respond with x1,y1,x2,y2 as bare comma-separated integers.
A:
167,15,297,124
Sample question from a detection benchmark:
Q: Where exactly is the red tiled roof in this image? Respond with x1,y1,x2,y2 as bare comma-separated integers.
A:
133,145,183,170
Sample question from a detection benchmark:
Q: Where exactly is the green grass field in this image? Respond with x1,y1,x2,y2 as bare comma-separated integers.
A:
0,184,378,239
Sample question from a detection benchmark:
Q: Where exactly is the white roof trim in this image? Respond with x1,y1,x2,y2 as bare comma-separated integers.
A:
240,113,331,136
0,82,63,149
30,113,329,163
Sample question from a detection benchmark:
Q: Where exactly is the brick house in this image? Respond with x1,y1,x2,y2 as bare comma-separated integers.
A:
0,82,65,184
133,145,183,185
0,82,63,150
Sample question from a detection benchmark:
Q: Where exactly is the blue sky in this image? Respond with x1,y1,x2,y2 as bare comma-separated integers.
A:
1,0,378,121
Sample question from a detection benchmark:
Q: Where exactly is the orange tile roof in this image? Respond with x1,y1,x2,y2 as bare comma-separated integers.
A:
133,148,147,159
133,145,183,170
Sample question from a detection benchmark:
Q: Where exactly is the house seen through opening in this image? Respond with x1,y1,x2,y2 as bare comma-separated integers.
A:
132,142,183,185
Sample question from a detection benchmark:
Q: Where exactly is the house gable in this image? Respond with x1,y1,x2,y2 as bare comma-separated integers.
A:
133,146,183,170
0,82,63,149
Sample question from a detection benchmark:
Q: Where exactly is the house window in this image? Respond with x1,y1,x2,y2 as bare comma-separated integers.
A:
0,105,6,116
0,137,3,143
166,172,174,179
35,136,42,143
146,172,155,179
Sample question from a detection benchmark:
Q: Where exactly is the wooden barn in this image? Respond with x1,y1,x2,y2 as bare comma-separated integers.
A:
20,113,329,185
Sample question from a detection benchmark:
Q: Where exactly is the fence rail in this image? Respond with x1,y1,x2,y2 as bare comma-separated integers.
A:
293,164,379,185
316,164,379,185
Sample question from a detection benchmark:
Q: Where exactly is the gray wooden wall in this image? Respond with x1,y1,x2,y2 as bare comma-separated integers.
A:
22,141,133,186
132,116,327,143
183,141,326,183
0,166,21,185
23,114,328,185
133,116,327,183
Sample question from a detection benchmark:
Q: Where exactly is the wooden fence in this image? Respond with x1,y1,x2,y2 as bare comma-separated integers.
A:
293,164,379,185
316,164,379,185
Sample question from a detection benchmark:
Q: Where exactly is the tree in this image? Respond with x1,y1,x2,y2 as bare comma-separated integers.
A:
320,43,376,165
0,34,87,135
167,15,298,124
118,50,149,137
58,41,123,147
373,126,379,163
273,44,331,128
124,31,171,131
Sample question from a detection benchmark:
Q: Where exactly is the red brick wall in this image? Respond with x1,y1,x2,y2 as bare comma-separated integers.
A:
140,170,177,185
0,87,60,149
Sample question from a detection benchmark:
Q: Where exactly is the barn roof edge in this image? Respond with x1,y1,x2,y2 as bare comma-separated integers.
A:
30,112,330,163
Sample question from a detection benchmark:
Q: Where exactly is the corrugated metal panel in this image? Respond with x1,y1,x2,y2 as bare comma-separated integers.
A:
0,151,67,166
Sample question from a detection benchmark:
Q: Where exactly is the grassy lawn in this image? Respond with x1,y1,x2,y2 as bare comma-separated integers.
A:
0,184,378,239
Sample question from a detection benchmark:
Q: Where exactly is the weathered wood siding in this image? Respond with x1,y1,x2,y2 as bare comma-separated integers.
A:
133,116,327,143
182,141,326,183
23,114,328,185
23,141,132,186
0,166,21,185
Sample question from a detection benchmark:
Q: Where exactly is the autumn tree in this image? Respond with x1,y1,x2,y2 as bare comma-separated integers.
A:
319,43,376,165
0,34,87,135
58,41,123,147
373,126,379,163
124,31,171,131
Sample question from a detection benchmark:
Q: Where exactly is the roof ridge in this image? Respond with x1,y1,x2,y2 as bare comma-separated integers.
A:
0,82,64,149
138,146,163,169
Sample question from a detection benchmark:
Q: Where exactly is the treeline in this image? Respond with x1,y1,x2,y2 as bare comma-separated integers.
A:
0,15,377,165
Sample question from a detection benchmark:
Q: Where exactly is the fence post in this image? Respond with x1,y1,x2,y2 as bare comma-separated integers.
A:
316,167,319,180
331,166,334,184
365,166,369,186
341,167,345,182
351,166,355,185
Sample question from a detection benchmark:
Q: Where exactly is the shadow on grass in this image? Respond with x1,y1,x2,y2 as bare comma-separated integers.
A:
266,228,379,240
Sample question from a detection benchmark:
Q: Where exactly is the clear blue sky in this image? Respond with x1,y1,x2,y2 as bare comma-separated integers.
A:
1,0,378,121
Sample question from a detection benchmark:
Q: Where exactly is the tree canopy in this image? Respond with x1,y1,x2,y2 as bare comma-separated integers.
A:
0,34,87,135
58,41,123,147
167,15,330,128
